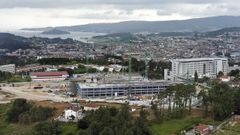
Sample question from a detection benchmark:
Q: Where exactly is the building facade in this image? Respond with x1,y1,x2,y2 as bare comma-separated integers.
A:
0,64,15,73
77,81,171,98
165,58,229,81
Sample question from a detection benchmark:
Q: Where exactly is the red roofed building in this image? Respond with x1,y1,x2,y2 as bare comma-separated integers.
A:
30,71,69,81
194,124,210,135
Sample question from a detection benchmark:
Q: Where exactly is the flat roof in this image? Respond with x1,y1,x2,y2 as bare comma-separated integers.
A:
30,71,68,77
78,81,172,89
171,57,228,62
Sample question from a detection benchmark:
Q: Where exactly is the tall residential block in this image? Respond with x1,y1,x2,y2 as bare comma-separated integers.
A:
165,58,229,81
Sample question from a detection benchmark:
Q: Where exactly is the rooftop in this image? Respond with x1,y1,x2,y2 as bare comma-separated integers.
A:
195,124,209,132
171,57,228,62
30,71,69,77
78,80,172,89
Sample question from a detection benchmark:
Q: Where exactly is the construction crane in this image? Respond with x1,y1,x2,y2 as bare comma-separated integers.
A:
128,41,133,99
144,50,153,80
85,39,90,74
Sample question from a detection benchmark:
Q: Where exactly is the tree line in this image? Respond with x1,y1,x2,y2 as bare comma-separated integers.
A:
198,82,240,121
76,104,150,135
0,71,31,82
37,57,171,80
151,82,240,122
32,104,150,135
0,71,12,82
151,84,196,121
58,64,97,75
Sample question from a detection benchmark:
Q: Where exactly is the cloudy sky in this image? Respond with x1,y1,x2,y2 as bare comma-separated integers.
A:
0,0,239,30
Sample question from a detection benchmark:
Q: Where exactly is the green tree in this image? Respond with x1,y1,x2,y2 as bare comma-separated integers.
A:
6,98,31,122
198,89,210,117
234,88,240,114
194,71,198,82
209,83,234,120
133,107,150,135
229,69,240,77
99,127,114,135
77,129,90,135
78,118,89,130
152,84,196,119
151,101,160,121
217,71,224,78
33,121,60,135
88,121,100,135
186,84,196,112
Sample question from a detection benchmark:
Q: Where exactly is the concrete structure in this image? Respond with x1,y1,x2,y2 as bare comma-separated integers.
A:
0,64,15,73
77,81,171,98
165,58,229,81
30,71,69,81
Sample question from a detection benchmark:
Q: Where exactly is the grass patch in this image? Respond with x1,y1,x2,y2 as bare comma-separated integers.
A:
149,117,217,135
59,122,78,135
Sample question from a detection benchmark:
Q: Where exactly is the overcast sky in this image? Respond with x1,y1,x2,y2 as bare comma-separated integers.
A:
0,0,239,30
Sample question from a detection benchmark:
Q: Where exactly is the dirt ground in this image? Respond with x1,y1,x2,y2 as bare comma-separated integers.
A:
34,100,70,117
0,82,73,102
79,100,124,108
191,108,205,117
0,90,16,104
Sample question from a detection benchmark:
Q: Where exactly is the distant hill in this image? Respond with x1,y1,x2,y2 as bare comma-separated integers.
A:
0,33,31,50
41,29,70,35
204,27,240,37
0,33,84,51
23,16,240,33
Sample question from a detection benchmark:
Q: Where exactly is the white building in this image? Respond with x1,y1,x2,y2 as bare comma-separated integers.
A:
165,58,229,81
0,64,15,73
64,109,78,120
64,106,83,121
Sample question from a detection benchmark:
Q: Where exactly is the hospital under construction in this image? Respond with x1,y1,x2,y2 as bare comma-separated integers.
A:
75,74,172,98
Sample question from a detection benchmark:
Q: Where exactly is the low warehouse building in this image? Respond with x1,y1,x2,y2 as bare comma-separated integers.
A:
30,71,69,81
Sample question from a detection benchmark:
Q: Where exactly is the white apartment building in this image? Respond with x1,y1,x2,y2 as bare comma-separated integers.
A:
0,64,16,73
164,58,229,81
